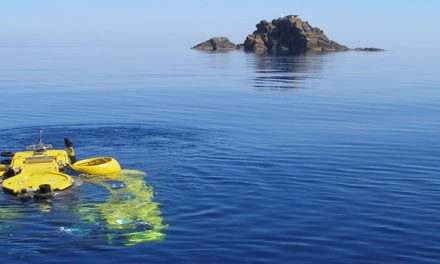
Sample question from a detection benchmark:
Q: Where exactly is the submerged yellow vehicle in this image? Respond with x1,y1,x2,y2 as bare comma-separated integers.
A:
0,131,121,199
0,130,167,245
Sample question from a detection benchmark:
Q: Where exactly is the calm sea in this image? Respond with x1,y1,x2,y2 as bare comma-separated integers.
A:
0,46,440,263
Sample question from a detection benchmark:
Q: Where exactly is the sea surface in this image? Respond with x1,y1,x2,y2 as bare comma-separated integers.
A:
0,46,440,263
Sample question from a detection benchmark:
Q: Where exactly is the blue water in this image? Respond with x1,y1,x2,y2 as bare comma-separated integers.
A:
1,46,440,263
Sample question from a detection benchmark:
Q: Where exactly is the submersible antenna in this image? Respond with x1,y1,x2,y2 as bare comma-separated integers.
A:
33,129,52,153
39,129,43,144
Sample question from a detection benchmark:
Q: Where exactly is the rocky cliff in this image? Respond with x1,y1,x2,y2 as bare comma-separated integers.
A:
243,15,349,54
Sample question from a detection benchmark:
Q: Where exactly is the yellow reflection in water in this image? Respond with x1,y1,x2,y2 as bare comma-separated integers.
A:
77,169,168,246
0,207,22,221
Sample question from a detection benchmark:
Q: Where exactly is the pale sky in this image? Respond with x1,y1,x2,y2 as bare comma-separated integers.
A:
1,0,439,49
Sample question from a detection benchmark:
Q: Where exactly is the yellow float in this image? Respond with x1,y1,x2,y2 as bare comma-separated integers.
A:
71,157,121,176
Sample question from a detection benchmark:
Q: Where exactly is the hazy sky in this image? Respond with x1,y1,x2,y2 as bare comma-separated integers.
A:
1,0,439,49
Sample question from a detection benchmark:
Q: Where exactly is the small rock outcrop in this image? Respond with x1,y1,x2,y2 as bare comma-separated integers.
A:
354,47,385,52
244,15,349,54
192,37,239,51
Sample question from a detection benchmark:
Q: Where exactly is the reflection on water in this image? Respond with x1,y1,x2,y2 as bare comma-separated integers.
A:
250,52,327,90
0,169,167,247
76,170,167,246
0,207,22,220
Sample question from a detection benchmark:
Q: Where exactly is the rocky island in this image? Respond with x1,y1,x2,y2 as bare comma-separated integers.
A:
353,47,385,52
192,15,383,54
191,37,241,51
244,15,348,54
